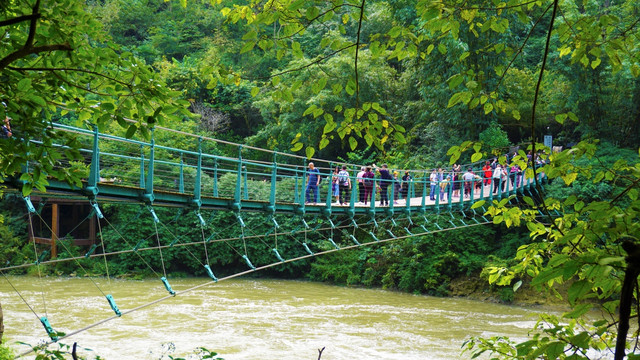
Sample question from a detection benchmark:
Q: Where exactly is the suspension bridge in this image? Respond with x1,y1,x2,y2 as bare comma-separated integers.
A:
1,121,547,357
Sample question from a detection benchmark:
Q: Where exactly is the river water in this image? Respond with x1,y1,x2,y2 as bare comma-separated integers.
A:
2,276,545,359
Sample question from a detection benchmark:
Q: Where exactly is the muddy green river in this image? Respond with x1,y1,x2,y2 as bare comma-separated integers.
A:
1,276,545,359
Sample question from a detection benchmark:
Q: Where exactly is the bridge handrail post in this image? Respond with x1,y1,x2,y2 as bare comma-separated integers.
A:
302,158,307,209
179,153,185,193
213,158,219,197
294,166,300,204
143,128,155,204
325,162,333,210
193,137,203,204
139,145,145,188
269,152,277,209
349,165,357,216
234,146,243,209
86,125,100,199
243,163,249,200
421,171,427,212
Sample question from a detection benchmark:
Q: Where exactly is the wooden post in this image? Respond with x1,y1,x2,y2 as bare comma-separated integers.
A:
51,203,58,258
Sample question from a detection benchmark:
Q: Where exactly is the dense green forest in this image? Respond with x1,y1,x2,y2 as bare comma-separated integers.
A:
1,0,639,358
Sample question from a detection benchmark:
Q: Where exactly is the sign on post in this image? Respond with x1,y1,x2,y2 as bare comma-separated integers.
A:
543,135,552,150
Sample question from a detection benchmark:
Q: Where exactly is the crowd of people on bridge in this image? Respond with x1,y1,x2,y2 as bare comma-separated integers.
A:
305,152,547,206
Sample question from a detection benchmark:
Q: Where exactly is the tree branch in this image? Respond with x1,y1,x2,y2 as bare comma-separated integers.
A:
25,0,41,49
8,66,134,88
493,2,553,91
0,44,72,70
531,0,559,232
354,0,366,108
245,44,357,80
0,13,41,27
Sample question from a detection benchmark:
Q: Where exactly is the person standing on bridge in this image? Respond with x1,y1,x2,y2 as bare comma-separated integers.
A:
429,169,438,201
1,117,12,138
356,166,366,203
331,166,340,204
338,165,351,205
375,164,393,206
306,162,320,204
401,170,411,202
462,167,475,198
362,166,375,205
482,161,493,185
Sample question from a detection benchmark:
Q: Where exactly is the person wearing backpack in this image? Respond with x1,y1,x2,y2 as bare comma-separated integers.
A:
338,165,351,205
362,166,375,205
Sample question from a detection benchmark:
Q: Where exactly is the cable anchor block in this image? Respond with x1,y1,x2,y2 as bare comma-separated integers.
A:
161,276,176,296
23,196,36,213
133,239,144,252
242,255,256,270
235,214,246,228
106,294,122,317
271,216,280,229
196,211,206,227
85,244,98,258
272,248,285,263
90,201,104,219
147,206,160,223
40,316,58,341
35,250,49,265
204,265,218,282
302,243,314,255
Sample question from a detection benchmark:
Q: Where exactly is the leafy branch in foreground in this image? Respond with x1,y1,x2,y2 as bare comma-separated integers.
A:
0,0,191,195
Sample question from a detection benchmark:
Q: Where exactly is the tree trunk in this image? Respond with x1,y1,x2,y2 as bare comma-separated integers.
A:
0,300,4,344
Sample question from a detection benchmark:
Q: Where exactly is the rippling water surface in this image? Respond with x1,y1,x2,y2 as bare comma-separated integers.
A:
2,276,543,359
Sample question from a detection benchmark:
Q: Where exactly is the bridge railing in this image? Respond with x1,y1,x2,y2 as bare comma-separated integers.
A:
23,122,547,214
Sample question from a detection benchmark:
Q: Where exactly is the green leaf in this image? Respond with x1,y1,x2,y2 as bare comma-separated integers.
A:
513,280,522,292
291,142,303,152
471,152,482,162
250,87,259,97
388,26,402,38
348,136,357,150
471,200,485,209
305,146,315,159
561,172,578,185
17,78,32,91
240,41,256,54
568,280,591,305
306,6,319,20
447,74,464,89
125,124,137,138
531,266,563,286
346,79,356,95
545,342,565,359
512,110,521,120
483,102,493,114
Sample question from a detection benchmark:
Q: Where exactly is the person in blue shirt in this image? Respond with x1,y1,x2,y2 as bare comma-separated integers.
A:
306,162,320,204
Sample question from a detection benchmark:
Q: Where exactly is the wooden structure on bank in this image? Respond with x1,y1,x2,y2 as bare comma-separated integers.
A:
28,198,97,258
